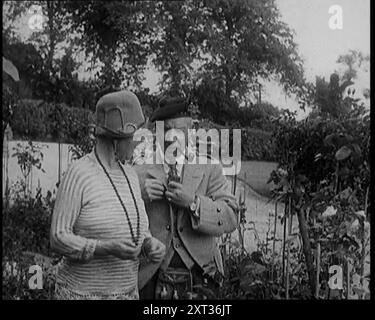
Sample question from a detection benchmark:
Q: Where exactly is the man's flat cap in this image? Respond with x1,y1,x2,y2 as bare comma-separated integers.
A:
150,96,189,122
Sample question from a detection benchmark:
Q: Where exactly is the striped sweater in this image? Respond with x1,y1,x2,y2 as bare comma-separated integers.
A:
50,151,149,298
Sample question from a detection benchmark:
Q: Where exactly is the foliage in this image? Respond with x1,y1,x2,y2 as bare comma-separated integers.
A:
240,128,275,161
198,119,276,161
57,0,307,97
11,140,46,197
4,185,54,256
3,133,59,299
2,33,98,109
5,1,307,101
198,0,305,99
313,73,355,119
12,141,45,177
61,0,154,89
10,100,94,142
3,1,306,136
218,218,312,299
2,55,19,137
336,50,370,83
268,100,370,299
2,184,58,300
2,252,58,300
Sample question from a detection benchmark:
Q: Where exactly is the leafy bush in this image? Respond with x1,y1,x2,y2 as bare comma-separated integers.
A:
2,251,58,300
10,100,94,144
241,127,276,161
218,221,312,299
198,119,276,161
268,104,370,299
2,184,58,300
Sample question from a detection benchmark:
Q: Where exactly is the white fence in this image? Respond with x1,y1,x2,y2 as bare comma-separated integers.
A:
2,139,286,252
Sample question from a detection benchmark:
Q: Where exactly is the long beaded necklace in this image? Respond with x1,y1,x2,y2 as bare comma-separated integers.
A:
94,147,140,246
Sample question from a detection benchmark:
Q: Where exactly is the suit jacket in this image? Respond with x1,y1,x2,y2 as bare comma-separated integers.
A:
134,158,238,289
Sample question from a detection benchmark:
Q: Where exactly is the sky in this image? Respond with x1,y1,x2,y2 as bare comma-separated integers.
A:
6,0,371,118
276,0,370,82
269,0,370,117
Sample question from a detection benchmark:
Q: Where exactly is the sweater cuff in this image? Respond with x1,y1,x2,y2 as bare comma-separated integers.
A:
81,239,98,262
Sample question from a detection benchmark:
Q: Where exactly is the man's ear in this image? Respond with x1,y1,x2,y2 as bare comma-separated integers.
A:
144,117,152,130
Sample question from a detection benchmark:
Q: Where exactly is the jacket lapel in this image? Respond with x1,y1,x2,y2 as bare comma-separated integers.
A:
146,165,167,188
182,164,204,197
146,164,174,230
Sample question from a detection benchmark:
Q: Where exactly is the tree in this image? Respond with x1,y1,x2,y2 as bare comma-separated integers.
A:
60,1,306,101
201,0,305,100
310,50,369,120
146,0,306,100
62,1,154,89
4,1,307,126
3,57,20,137
336,50,370,101
147,0,209,95
336,50,370,83
313,72,366,119
4,1,75,74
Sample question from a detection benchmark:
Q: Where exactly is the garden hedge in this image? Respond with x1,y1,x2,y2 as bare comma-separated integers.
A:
9,99,276,161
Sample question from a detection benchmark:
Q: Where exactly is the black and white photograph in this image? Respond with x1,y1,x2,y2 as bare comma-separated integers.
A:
2,0,370,304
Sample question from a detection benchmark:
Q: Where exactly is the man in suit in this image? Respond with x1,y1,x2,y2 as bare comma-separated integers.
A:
134,96,238,299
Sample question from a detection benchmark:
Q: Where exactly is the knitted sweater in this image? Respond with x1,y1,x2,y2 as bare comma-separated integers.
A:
50,151,149,299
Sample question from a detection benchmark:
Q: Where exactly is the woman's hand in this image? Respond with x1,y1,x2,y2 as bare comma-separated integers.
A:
142,237,166,263
98,239,142,260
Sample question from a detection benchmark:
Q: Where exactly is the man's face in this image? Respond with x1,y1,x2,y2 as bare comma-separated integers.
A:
163,117,192,153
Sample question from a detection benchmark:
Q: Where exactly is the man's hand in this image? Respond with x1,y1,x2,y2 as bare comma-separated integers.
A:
144,178,165,202
165,181,195,209
142,237,166,263
103,239,142,260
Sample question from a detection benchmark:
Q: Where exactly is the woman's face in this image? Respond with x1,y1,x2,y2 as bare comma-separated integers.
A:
115,136,140,163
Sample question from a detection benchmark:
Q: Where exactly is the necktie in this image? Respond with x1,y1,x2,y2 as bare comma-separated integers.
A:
167,162,180,184
167,163,180,213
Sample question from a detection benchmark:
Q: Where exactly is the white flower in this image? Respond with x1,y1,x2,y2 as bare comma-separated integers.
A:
278,168,288,177
322,206,337,218
349,219,370,234
364,221,370,232
355,210,366,218
351,219,360,230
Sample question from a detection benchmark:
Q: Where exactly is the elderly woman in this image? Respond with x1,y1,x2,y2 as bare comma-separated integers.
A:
50,90,165,300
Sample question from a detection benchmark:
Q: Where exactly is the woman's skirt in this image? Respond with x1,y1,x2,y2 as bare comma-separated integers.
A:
54,281,139,300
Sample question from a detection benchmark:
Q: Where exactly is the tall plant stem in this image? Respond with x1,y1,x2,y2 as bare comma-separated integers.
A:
346,259,351,299
297,205,316,297
282,196,288,287
285,196,293,299
334,162,339,194
271,201,278,282
360,186,369,295
315,242,321,299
